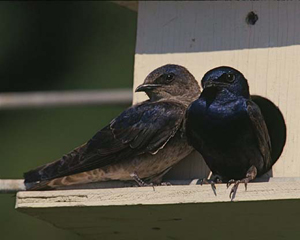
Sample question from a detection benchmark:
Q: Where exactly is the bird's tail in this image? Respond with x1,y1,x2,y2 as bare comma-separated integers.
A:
24,143,88,190
24,180,53,191
24,165,44,184
23,158,64,190
24,165,53,190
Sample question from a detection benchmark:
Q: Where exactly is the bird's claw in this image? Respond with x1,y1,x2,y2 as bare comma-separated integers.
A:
229,180,241,201
211,182,216,191
199,178,208,185
131,172,170,191
228,178,250,201
199,178,218,196
160,182,172,186
140,181,155,191
130,172,154,188
226,179,236,188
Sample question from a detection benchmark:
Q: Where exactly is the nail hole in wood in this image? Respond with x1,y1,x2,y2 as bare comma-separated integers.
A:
246,11,258,25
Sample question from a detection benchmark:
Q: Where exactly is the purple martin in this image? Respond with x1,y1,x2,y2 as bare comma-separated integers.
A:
24,64,201,190
186,66,272,200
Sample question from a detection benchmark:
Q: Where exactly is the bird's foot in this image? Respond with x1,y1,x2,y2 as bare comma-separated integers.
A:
199,176,222,196
159,181,172,186
227,165,257,201
130,172,155,190
227,179,249,201
199,178,217,188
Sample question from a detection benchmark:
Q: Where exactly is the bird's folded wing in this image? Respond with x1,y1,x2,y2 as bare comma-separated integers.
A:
246,100,272,168
24,101,185,182
108,101,185,154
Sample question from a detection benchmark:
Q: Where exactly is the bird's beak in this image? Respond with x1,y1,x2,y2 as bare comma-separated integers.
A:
204,80,217,89
135,83,162,92
204,79,228,89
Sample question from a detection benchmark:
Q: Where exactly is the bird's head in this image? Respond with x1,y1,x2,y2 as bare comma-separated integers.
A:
201,66,250,98
135,64,200,102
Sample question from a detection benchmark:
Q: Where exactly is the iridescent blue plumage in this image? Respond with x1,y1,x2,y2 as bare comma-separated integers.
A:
186,66,272,199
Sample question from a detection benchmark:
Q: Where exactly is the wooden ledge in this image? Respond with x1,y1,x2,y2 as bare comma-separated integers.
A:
16,180,300,209
15,180,300,240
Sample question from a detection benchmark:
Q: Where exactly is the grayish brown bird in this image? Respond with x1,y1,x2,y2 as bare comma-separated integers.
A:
24,64,201,190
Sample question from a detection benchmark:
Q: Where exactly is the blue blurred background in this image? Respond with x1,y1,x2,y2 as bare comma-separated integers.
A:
0,2,136,239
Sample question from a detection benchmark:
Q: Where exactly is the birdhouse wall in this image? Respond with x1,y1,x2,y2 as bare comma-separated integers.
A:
133,1,300,179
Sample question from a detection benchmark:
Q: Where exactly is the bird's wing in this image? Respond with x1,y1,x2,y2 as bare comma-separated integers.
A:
24,101,185,182
246,100,272,168
107,101,185,154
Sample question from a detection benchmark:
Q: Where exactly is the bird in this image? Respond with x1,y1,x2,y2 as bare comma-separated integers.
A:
185,66,272,200
24,64,201,190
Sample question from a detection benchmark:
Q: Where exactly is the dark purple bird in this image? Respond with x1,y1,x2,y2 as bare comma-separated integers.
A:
24,64,201,190
186,66,272,200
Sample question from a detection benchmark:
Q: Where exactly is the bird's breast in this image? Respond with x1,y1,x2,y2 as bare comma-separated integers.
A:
187,97,250,145
190,97,247,124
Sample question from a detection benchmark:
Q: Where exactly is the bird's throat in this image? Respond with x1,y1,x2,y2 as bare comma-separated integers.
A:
202,87,220,108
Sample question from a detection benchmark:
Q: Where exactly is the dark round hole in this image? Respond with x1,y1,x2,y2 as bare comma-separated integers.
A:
251,95,286,166
246,11,258,25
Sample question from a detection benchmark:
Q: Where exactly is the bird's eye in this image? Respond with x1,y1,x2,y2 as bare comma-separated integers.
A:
226,73,235,82
165,73,174,83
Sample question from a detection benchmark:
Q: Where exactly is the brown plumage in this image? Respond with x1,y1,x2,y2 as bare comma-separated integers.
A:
24,64,201,190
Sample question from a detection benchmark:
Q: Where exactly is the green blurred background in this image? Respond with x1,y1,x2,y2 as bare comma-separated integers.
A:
0,2,136,239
